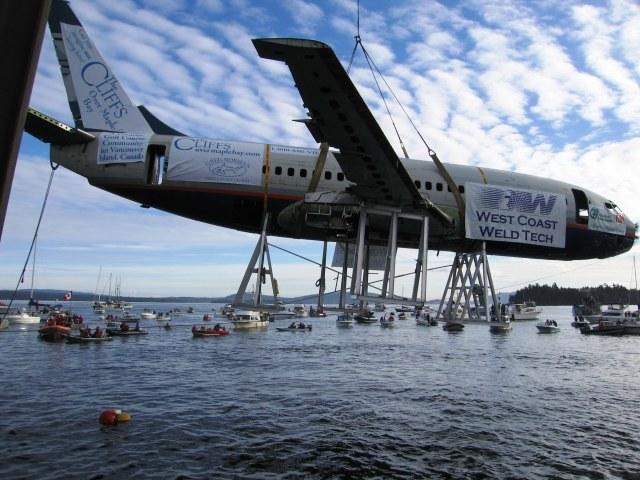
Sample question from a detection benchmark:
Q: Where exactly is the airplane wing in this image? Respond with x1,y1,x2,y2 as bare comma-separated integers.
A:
253,38,434,215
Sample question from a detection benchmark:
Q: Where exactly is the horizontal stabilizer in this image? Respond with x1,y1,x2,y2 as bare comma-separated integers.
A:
24,107,95,145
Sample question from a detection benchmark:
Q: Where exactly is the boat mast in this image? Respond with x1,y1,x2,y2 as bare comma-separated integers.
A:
29,235,37,303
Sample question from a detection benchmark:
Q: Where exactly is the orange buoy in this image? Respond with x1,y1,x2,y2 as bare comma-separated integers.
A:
99,410,118,426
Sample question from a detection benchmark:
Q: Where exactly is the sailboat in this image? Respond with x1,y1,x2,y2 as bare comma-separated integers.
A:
6,237,41,325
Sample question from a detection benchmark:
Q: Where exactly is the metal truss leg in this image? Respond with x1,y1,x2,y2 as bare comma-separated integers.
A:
234,213,278,308
436,245,498,323
317,240,327,312
339,241,349,309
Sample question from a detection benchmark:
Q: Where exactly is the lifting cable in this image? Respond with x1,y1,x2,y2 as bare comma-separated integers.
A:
1,162,59,322
347,1,465,225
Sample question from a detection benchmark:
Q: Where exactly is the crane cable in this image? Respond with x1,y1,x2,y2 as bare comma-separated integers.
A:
1,162,58,323
346,0,465,227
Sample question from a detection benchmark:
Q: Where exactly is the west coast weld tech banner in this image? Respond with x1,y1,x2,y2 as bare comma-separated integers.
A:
465,182,566,248
166,138,264,186
97,133,151,164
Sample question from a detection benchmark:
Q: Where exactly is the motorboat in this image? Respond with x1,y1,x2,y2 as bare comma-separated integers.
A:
38,318,72,341
221,304,235,318
510,301,542,321
231,310,269,329
579,321,624,336
156,312,171,322
380,313,395,328
106,324,148,336
354,310,378,324
66,328,112,343
192,324,230,337
489,320,512,333
276,322,312,332
442,321,464,332
374,303,386,312
536,319,560,333
336,312,354,327
140,308,157,320
293,305,309,318
571,316,591,329
5,310,41,324
416,311,437,326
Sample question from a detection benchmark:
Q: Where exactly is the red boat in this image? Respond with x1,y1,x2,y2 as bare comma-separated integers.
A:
38,318,71,341
192,324,230,337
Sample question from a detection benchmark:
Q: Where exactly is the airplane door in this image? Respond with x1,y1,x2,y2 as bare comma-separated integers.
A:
571,188,589,224
147,145,167,185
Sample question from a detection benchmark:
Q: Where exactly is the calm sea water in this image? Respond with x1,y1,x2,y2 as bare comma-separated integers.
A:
1,302,639,479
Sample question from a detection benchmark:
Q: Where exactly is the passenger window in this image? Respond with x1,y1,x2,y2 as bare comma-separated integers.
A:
436,183,443,191
262,165,267,174
425,181,432,190
275,166,282,175
287,167,294,176
414,180,421,189
325,171,332,180
300,169,307,178
337,172,344,181
458,185,465,194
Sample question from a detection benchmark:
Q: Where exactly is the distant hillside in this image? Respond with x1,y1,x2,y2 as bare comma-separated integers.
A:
510,283,640,306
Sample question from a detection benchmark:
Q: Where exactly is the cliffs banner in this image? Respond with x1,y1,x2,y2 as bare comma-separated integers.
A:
464,182,566,248
167,138,264,186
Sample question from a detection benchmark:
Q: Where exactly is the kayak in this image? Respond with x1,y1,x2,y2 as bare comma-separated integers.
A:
192,329,230,337
106,328,148,336
276,326,312,332
66,335,113,343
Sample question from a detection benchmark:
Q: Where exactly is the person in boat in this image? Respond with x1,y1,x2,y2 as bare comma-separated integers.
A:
134,321,140,331
192,325,197,333
552,320,558,327
80,327,90,338
213,323,221,331
298,322,306,329
289,321,297,329
120,321,129,332
93,326,102,338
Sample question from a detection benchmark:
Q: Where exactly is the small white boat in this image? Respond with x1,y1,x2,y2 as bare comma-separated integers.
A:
293,305,309,318
336,313,354,327
231,310,269,329
140,308,157,320
536,319,560,333
5,310,41,324
489,320,512,333
510,301,542,321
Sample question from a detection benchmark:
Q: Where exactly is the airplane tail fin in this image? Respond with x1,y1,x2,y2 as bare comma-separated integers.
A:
48,0,152,133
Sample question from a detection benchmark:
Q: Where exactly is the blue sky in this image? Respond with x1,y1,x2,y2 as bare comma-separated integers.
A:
2,0,639,298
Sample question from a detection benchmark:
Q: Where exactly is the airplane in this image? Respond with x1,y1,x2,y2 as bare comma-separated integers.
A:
24,0,636,270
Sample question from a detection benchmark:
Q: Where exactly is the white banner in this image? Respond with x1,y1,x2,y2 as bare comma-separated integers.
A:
271,144,319,157
97,132,151,164
465,182,566,248
166,138,264,186
588,206,626,236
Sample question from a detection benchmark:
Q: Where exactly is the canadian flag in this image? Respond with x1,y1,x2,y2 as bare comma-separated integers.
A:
63,291,72,300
